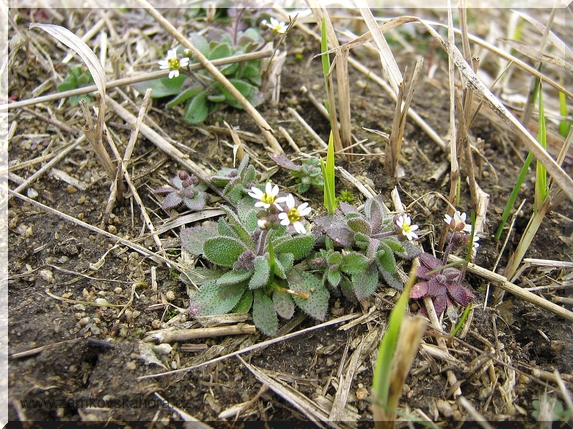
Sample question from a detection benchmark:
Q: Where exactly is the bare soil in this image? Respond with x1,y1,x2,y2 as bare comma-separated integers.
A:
6,6,573,428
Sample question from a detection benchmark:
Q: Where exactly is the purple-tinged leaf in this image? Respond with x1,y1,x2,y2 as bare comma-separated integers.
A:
427,277,447,297
325,225,354,247
410,281,428,299
339,202,359,215
419,252,443,270
162,192,183,209
447,282,474,307
433,295,448,316
268,152,301,171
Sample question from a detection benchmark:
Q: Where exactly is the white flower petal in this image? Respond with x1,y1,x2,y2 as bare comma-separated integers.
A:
293,221,306,234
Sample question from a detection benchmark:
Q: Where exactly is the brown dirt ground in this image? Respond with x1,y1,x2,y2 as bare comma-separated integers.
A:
6,6,573,428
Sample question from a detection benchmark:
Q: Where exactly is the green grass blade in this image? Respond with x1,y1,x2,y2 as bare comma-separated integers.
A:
320,18,331,118
494,151,534,240
372,269,416,408
451,304,472,338
558,87,571,139
321,132,337,215
535,87,548,209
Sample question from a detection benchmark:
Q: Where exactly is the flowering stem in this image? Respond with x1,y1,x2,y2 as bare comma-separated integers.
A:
267,238,276,285
441,234,456,270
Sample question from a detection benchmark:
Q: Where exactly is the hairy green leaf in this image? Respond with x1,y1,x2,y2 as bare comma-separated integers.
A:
208,43,232,60
340,252,370,274
181,267,224,286
189,33,209,56
273,234,315,260
184,91,210,124
253,289,278,336
189,279,248,315
351,265,379,301
180,222,218,256
274,253,294,279
233,289,253,313
347,217,372,235
220,206,254,248
377,243,398,274
167,85,203,108
217,269,253,286
272,290,295,319
203,236,247,267
327,269,341,288
249,256,270,289
289,270,330,321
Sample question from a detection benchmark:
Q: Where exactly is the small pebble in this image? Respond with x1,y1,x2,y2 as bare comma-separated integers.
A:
153,343,172,355
126,361,137,371
67,185,77,194
165,291,176,301
437,399,454,418
27,188,38,199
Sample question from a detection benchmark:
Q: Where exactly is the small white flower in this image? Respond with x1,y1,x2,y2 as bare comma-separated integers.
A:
395,214,419,241
444,211,472,233
158,49,190,79
257,218,269,229
248,182,286,210
278,194,311,234
263,17,288,35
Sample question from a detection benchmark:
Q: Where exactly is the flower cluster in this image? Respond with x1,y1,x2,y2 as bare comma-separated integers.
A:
158,49,190,79
248,182,311,234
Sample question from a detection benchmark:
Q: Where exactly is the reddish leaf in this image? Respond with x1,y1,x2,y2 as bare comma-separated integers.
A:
410,281,428,299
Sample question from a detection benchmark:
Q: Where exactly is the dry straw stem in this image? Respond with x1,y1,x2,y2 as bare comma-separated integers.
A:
355,0,402,95
330,327,381,421
320,14,573,199
134,0,282,154
30,23,118,186
448,255,573,323
238,356,339,425
117,89,163,252
416,19,573,202
145,324,257,343
3,49,274,111
306,0,350,152
385,60,423,178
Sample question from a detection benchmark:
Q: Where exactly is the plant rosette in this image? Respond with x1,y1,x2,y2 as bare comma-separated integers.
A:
180,184,323,336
